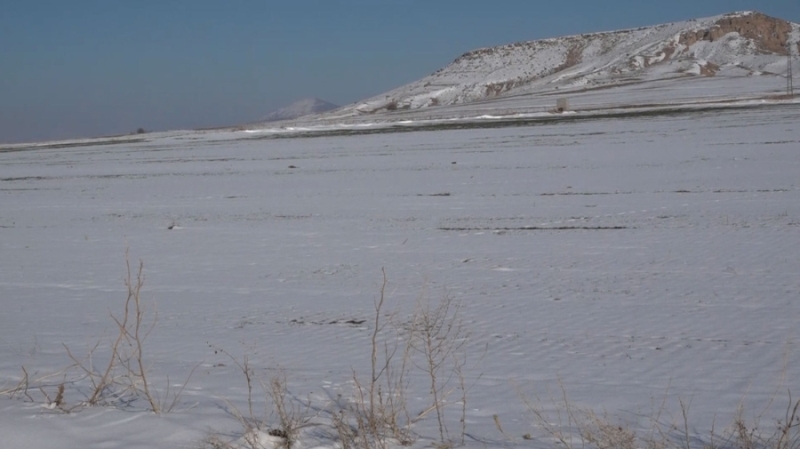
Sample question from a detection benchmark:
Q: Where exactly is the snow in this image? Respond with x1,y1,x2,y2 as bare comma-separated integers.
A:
2,102,800,448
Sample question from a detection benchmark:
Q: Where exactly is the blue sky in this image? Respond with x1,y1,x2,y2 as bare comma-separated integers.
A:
2,0,799,143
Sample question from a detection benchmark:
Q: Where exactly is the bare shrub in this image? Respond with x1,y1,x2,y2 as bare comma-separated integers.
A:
331,272,476,449
775,394,800,449
218,351,258,432
332,410,359,449
334,268,415,449
407,288,469,444
63,253,165,411
214,349,318,449
265,372,318,448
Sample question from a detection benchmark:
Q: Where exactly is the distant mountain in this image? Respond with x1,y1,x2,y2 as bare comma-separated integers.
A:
262,98,339,122
338,11,798,114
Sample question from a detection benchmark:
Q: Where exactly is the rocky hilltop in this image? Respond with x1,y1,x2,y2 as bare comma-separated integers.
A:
346,11,799,114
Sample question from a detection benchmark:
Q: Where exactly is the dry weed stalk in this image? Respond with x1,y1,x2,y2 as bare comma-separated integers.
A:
519,382,672,449
338,268,415,449
63,254,164,411
265,372,318,448
716,394,800,449
216,349,318,449
122,255,159,412
38,383,69,411
33,252,193,414
517,381,583,449
217,352,267,445
0,365,74,402
493,414,513,441
332,410,358,449
408,288,468,444
775,393,800,449
218,350,258,429
334,272,475,448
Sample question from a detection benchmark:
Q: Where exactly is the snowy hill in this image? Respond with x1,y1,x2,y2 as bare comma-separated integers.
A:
342,11,799,115
262,98,339,122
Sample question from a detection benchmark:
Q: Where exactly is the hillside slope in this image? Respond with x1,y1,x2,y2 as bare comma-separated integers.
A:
343,11,799,115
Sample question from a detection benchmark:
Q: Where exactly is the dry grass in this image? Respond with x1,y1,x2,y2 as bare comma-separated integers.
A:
518,382,800,449
705,395,800,449
1,365,73,406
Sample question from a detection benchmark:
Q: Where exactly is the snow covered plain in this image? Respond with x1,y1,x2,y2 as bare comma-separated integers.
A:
1,103,799,448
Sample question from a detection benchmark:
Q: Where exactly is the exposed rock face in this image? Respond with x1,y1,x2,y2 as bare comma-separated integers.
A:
679,12,793,54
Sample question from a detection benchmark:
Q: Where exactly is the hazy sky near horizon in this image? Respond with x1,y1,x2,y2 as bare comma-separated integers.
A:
2,0,799,143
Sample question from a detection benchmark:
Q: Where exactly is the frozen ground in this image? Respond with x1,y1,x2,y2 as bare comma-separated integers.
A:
1,103,799,448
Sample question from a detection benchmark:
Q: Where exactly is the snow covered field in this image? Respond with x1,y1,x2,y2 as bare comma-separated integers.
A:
2,104,799,448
